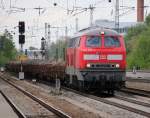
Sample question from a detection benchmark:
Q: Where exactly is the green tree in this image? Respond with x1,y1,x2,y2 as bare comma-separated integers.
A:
125,14,150,69
48,36,68,61
145,14,150,26
0,30,17,66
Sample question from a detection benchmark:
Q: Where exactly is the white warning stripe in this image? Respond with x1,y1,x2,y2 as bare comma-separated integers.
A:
107,54,123,60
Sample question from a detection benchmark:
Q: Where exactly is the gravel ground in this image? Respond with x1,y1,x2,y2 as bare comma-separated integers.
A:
61,90,148,118
0,78,58,118
1,72,149,118
126,72,150,79
0,92,19,118
126,81,150,92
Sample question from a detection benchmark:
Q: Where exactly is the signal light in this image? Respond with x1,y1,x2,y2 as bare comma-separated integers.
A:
53,3,57,6
19,21,25,34
41,37,45,40
19,34,25,44
41,37,45,50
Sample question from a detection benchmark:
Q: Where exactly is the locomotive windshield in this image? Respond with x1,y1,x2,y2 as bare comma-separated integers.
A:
86,36,101,47
104,36,120,47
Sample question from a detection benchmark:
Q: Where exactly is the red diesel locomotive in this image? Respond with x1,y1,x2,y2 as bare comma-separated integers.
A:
65,27,126,93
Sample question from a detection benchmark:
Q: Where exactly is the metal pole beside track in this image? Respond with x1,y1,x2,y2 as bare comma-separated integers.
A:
55,74,61,94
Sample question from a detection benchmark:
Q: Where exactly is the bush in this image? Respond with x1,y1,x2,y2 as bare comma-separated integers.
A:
125,15,150,69
0,30,17,66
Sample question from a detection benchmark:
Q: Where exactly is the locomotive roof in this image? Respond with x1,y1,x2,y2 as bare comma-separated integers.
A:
73,27,119,38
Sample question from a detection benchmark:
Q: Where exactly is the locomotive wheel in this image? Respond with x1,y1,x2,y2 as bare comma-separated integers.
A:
64,74,70,87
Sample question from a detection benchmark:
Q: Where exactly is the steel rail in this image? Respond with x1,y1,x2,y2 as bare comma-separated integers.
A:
126,78,150,83
115,95,150,108
120,88,150,97
0,77,71,118
0,90,27,118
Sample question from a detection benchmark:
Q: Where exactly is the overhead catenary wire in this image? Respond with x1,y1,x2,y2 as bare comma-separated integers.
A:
1,0,150,49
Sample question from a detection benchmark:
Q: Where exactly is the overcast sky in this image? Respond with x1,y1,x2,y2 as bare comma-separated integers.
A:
0,0,150,49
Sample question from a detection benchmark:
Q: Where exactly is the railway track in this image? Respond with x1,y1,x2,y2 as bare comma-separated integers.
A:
115,95,150,108
63,87,150,117
0,76,71,118
29,79,150,117
26,79,150,117
37,79,150,106
1,73,150,118
0,90,26,118
120,88,150,97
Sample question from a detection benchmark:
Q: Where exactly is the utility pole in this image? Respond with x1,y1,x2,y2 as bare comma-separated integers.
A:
56,27,59,40
45,23,47,59
65,26,68,38
45,23,49,60
45,23,48,40
115,0,119,32
9,0,11,8
47,24,51,45
34,6,44,16
89,5,95,27
46,24,50,59
67,0,69,15
56,27,59,61
75,18,78,32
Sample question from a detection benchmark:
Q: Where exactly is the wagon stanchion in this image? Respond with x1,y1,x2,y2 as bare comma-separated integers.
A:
19,60,24,80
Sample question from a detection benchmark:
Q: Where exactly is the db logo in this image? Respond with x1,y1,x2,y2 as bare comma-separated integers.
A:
100,55,107,59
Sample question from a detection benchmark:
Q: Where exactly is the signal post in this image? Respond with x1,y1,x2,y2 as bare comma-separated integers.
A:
18,21,25,80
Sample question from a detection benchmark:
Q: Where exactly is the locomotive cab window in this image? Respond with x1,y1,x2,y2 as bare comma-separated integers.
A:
104,36,120,47
86,36,101,47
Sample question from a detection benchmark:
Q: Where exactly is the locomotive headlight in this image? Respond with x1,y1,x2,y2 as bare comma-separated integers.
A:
86,63,91,68
116,64,120,68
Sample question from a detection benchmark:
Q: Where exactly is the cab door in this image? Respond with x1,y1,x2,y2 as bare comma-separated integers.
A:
66,38,76,75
